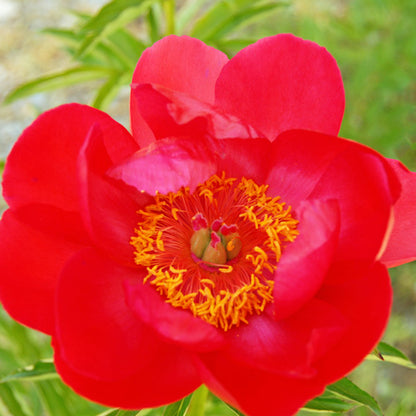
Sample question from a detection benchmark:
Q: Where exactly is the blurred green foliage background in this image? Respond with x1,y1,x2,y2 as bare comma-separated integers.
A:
0,0,415,415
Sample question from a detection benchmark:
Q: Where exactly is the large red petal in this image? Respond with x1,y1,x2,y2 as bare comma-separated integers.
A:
196,354,323,416
55,248,198,386
215,34,345,140
131,84,263,142
124,280,225,352
267,130,399,263
77,124,148,266
309,150,394,263
108,137,217,195
213,138,272,184
222,299,347,378
55,343,200,409
0,209,85,334
130,35,228,147
196,263,391,416
273,199,340,319
315,262,392,380
3,104,136,211
380,159,416,267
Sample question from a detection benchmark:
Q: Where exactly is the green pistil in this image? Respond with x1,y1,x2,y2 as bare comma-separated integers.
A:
190,215,242,266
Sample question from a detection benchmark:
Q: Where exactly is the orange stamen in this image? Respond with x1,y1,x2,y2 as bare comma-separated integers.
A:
130,173,299,331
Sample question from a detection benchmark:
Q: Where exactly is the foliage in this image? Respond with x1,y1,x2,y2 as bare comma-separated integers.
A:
4,0,288,111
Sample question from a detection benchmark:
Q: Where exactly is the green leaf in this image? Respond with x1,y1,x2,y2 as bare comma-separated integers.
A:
303,392,356,413
0,384,30,416
368,341,416,369
106,29,147,69
224,403,246,416
146,4,162,43
190,0,288,41
1,359,58,383
4,66,115,104
205,2,289,42
163,393,193,416
187,386,209,416
36,380,72,416
176,0,210,34
190,1,232,39
42,27,82,46
96,409,141,416
92,73,127,110
327,378,383,416
77,0,155,57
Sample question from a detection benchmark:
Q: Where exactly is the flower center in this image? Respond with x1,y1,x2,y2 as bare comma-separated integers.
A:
130,173,299,331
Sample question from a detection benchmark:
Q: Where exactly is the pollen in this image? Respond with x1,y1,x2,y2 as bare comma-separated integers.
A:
130,173,299,331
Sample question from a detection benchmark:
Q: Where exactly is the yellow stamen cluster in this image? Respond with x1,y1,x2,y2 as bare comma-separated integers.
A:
130,173,299,331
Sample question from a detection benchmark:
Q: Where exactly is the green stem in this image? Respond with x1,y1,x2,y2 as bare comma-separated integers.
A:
163,0,175,35
187,385,209,416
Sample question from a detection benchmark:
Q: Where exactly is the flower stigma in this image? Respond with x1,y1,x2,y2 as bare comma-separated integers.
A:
130,173,299,331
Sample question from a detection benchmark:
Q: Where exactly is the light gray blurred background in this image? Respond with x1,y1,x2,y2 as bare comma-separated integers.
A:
0,0,130,161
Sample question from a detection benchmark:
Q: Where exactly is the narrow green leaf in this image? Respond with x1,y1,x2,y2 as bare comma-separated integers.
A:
42,27,82,45
36,380,72,416
1,359,58,383
77,0,155,57
81,0,147,31
4,66,115,104
44,26,142,69
205,2,288,42
92,72,130,110
367,341,416,369
0,384,30,416
97,409,141,416
176,0,210,34
327,378,383,416
224,403,246,416
190,1,232,39
163,393,193,416
303,394,356,413
163,0,176,35
138,407,167,416
111,30,147,60
146,5,161,43
214,38,259,57
106,30,147,69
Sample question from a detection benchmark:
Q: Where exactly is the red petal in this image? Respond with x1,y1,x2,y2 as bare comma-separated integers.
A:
197,263,391,416
54,248,199,386
380,159,416,267
274,199,340,319
223,299,347,378
130,36,228,147
197,354,323,416
267,130,399,263
213,138,272,184
131,84,263,141
124,280,225,352
54,343,200,409
108,137,217,195
215,34,345,140
0,209,85,334
3,104,136,211
77,124,147,266
315,262,392,380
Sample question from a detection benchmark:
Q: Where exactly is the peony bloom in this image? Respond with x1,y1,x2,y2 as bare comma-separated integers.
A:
1,34,415,416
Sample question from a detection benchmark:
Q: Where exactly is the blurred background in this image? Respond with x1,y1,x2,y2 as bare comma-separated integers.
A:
0,0,415,415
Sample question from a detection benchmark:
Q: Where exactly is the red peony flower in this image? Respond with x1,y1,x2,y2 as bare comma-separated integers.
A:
1,34,415,416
